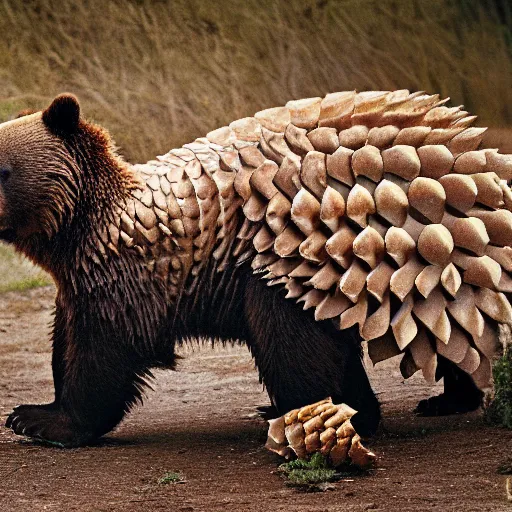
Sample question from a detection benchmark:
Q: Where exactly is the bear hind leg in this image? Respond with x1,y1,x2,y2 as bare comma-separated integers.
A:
415,356,483,416
244,276,380,437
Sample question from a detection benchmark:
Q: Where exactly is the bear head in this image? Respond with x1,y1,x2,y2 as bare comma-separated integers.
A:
0,94,135,266
0,94,82,243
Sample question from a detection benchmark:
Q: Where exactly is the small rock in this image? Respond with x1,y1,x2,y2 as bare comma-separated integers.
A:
313,482,336,492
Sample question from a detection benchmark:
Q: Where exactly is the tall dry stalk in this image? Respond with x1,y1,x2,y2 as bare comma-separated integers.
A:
0,0,509,163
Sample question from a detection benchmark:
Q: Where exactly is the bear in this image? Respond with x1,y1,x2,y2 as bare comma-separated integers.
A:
1,93,493,447
0,95,380,446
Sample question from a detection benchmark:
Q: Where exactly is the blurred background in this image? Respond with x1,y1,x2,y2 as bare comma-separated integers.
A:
0,0,511,289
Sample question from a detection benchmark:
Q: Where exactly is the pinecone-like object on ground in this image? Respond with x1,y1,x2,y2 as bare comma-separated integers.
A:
265,398,376,467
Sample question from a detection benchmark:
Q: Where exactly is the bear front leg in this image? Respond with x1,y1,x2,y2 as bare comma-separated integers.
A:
6,342,147,447
5,308,77,446
6,306,148,447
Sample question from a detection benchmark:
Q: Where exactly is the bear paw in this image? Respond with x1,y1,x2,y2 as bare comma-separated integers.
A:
6,404,92,447
415,392,482,417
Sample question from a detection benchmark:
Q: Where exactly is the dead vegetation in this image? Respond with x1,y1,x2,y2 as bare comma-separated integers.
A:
0,0,510,163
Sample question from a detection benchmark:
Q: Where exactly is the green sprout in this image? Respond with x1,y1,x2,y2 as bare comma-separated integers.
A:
157,471,185,485
278,453,336,486
487,343,512,429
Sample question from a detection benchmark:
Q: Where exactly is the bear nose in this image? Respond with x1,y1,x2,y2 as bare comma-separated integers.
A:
0,169,10,183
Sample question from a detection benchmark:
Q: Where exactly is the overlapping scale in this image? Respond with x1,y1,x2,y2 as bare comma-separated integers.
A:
110,89,512,393
211,89,512,391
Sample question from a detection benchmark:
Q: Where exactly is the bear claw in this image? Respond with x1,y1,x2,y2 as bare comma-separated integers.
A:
6,404,91,447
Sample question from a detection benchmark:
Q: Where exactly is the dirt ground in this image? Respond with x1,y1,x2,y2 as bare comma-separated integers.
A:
0,286,511,512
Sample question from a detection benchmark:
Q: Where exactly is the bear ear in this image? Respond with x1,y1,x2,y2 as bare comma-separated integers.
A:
42,94,81,136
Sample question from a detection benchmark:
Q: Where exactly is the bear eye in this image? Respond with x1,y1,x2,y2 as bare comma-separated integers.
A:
0,169,10,183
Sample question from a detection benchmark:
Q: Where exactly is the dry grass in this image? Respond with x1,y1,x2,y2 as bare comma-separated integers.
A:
0,245,52,293
0,0,510,291
0,0,510,163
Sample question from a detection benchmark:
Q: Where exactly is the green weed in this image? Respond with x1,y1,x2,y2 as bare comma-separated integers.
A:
0,275,53,293
487,343,512,429
157,471,185,485
279,453,336,486
498,459,512,475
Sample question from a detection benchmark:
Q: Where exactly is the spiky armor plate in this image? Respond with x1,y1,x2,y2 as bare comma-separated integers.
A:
98,90,512,390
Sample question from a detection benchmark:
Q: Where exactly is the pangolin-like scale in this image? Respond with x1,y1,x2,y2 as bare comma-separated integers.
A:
97,90,512,390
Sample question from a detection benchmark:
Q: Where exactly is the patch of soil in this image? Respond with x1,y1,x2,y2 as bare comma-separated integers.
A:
0,286,511,511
